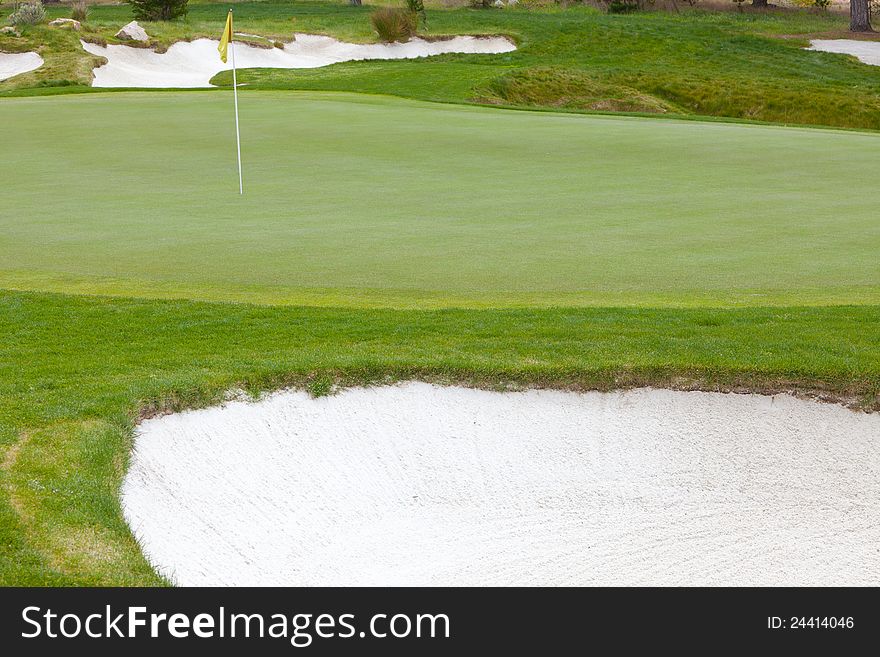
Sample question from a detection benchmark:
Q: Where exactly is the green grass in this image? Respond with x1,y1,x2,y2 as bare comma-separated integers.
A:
4,2,880,129
2,291,879,584
3,91,880,308
3,2,880,586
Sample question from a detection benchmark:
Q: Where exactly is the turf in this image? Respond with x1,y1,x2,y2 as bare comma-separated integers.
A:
3,91,880,307
3,2,880,586
2,291,879,585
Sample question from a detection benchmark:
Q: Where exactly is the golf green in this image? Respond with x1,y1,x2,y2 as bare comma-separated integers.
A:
3,91,879,307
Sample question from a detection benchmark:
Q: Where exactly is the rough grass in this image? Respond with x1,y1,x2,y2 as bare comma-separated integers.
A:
370,6,417,43
4,2,880,128
475,67,680,113
0,24,103,88
2,290,879,584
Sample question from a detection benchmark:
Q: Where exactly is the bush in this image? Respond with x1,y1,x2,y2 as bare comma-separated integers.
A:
405,0,426,29
71,0,88,21
126,0,188,21
370,7,416,43
9,2,46,26
606,0,640,12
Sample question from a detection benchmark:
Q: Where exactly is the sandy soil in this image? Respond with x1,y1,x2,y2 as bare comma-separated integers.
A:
123,383,880,586
808,39,880,65
0,51,43,82
81,34,516,88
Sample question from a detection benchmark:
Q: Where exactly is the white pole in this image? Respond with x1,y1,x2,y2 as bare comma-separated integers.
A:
230,14,243,195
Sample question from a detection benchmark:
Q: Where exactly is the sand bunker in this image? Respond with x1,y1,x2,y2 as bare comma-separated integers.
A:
82,34,516,88
808,39,880,66
0,51,43,81
124,383,880,586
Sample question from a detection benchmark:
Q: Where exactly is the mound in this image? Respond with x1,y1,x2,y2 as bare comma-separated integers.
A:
476,67,677,114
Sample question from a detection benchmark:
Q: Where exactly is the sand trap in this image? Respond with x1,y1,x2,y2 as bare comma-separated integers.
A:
0,51,43,81
82,34,516,88
808,39,880,66
124,383,880,586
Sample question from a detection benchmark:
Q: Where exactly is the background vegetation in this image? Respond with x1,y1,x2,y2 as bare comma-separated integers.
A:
3,2,880,129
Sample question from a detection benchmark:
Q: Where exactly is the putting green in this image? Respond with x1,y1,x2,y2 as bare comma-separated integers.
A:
3,91,879,307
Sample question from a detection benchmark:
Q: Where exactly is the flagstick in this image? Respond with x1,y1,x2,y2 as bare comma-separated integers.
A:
230,13,243,195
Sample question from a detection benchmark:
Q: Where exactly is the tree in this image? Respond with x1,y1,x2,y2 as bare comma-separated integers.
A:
851,0,873,32
126,0,188,21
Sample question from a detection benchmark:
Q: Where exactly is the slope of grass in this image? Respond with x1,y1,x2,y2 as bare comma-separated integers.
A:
474,67,682,113
2,290,879,584
3,90,880,308
4,3,880,128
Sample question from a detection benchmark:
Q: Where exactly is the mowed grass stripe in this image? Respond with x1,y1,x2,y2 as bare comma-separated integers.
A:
2,91,879,307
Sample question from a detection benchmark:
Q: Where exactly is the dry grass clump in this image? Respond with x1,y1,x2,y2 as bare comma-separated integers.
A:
371,7,417,43
71,1,89,22
477,67,677,113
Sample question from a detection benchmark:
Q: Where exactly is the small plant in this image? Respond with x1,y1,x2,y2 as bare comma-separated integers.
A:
9,1,46,26
405,0,427,30
307,375,334,398
71,0,88,21
126,0,188,21
370,7,416,43
606,0,639,12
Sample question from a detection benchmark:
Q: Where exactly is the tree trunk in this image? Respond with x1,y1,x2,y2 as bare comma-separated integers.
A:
851,0,873,32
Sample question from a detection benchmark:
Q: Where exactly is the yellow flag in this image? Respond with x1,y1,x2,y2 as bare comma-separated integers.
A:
218,10,233,63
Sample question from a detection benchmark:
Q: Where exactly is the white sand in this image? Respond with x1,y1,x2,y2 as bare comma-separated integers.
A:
0,51,43,82
808,39,880,66
82,34,516,88
123,383,880,587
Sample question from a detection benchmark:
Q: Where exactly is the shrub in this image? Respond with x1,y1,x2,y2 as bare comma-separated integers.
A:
405,0,427,29
126,0,188,21
71,0,88,21
9,2,46,26
370,7,416,43
606,0,639,12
